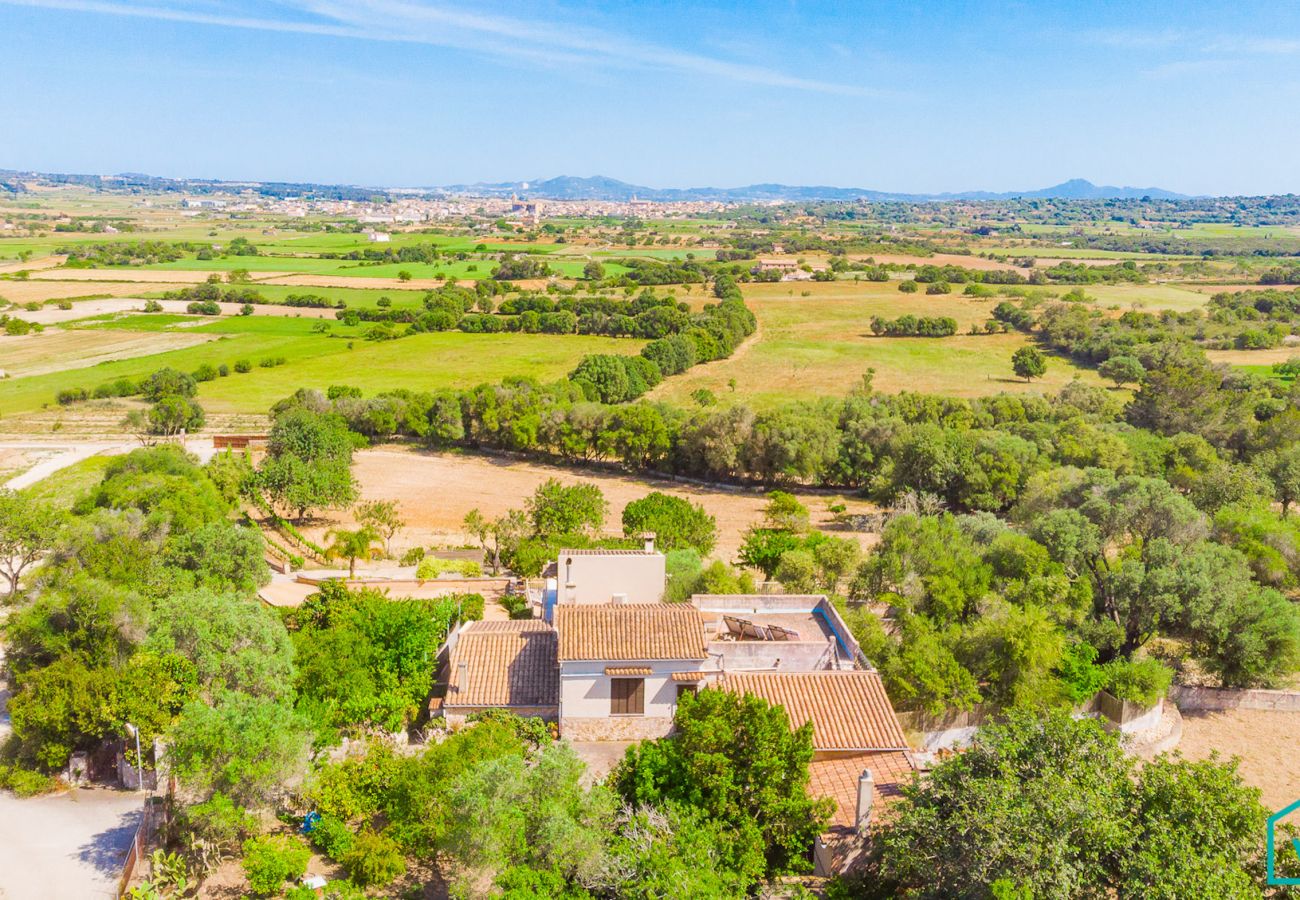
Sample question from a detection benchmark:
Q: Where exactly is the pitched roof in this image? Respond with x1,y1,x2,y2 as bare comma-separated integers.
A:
717,671,910,751
556,604,708,662
810,751,915,873
446,620,558,708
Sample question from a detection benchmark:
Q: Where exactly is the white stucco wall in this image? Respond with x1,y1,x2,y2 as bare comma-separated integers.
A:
558,658,718,739
556,552,666,605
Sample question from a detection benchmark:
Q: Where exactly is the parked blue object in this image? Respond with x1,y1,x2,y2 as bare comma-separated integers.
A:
301,810,321,834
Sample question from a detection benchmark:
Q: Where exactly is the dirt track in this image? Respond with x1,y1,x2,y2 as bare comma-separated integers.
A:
301,446,879,562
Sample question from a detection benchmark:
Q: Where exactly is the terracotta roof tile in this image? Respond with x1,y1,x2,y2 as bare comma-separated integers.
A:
810,751,915,872
556,604,708,662
447,620,558,708
718,671,910,751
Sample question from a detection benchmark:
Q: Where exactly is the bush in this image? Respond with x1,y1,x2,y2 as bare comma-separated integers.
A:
217,363,230,377
1101,657,1173,706
56,387,88,406
0,763,62,797
259,356,287,368
308,814,354,861
341,828,406,887
193,363,218,382
415,557,482,579
241,835,310,896
233,359,252,373
399,546,426,566
458,592,486,621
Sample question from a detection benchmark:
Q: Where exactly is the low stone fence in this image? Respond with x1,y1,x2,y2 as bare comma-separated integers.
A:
900,691,1166,752
1169,684,1300,712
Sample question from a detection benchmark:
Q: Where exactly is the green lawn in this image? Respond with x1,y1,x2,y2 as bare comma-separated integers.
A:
0,315,645,417
20,455,113,509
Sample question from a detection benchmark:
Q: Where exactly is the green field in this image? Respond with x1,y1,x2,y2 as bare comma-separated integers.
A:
651,281,1112,406
0,315,645,416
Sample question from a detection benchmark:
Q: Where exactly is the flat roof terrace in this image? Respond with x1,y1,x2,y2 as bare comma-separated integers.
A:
690,595,863,670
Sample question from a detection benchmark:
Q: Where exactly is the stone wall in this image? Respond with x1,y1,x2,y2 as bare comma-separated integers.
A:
560,715,674,742
1169,684,1300,712
444,705,558,728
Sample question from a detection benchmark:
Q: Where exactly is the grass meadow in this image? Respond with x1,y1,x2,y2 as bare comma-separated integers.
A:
0,315,644,417
652,281,1112,406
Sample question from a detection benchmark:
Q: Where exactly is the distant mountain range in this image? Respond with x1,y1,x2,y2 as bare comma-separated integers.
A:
1,166,1189,203
437,175,1190,202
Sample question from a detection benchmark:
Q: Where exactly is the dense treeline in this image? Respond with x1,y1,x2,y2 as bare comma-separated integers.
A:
58,240,191,266
869,314,958,337
161,282,343,309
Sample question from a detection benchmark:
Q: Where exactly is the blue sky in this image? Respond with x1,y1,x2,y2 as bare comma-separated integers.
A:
2,0,1299,194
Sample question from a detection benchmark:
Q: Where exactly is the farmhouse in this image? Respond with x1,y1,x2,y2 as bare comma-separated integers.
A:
754,257,799,273
434,549,915,874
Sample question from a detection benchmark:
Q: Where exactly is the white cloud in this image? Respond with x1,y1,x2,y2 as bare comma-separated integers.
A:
1,0,881,96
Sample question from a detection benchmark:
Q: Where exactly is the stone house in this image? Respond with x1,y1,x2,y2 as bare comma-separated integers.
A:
442,620,559,725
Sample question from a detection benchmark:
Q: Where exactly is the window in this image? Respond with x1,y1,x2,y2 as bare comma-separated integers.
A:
676,684,697,702
611,678,645,715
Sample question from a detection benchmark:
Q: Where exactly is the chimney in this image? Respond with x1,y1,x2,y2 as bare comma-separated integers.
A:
456,662,469,696
642,532,656,554
856,769,874,833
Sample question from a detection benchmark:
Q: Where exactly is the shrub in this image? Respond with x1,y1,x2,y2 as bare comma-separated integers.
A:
399,546,426,566
259,356,287,368
217,363,230,377
241,835,310,896
143,299,163,312
308,814,354,861
0,763,62,797
458,592,485,621
1101,658,1173,707
415,557,482,579
341,828,406,887
193,363,218,382
233,359,252,373
56,387,89,405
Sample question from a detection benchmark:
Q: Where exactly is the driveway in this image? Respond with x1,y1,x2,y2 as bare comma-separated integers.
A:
0,788,144,899
0,648,143,899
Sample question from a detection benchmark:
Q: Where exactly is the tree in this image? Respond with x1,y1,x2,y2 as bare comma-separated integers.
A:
1258,443,1300,517
612,688,832,878
1011,346,1046,382
811,535,861,593
0,490,62,600
869,709,1271,899
527,479,607,537
324,526,379,578
355,500,404,556
146,395,206,436
166,691,312,806
582,260,605,281
145,589,295,701
463,508,527,575
139,367,197,402
621,492,718,554
258,409,358,520
1098,354,1145,388
737,528,802,580
762,490,810,533
773,549,818,592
